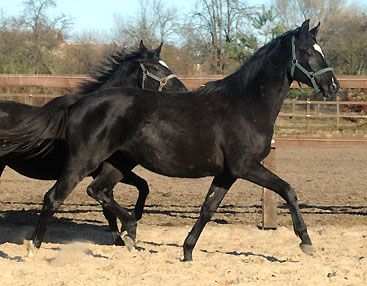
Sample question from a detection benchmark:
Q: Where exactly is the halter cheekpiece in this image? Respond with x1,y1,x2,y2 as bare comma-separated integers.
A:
140,63,178,91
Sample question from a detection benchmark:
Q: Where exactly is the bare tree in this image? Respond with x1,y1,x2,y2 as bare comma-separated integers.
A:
273,0,346,30
152,0,179,43
192,0,256,73
320,6,367,75
11,0,73,73
0,12,29,73
112,0,180,47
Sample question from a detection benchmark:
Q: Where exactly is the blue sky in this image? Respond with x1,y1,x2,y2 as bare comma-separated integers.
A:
1,0,269,33
1,0,366,35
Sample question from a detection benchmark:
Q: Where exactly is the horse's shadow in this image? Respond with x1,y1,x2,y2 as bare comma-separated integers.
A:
1,209,298,263
0,208,113,246
136,240,298,263
0,249,22,262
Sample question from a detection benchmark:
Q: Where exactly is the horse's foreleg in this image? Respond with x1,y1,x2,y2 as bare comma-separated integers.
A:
244,161,313,255
120,171,149,221
183,177,235,261
102,202,125,246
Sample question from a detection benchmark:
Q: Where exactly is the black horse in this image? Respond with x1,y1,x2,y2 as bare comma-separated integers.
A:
0,20,339,261
0,41,187,246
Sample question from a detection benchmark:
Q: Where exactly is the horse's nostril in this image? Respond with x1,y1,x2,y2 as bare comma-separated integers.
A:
329,83,338,94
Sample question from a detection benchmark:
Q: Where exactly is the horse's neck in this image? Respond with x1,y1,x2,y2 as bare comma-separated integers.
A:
102,71,138,91
256,51,292,125
264,74,290,120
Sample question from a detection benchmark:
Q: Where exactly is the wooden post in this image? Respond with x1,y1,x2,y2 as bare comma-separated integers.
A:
306,99,311,133
262,145,277,229
336,95,340,133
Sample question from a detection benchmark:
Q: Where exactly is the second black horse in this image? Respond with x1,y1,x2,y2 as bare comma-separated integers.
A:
0,41,187,246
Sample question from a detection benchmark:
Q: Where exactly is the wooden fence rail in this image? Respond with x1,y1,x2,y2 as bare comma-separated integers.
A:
1,74,367,131
0,74,89,89
1,74,367,89
280,98,367,133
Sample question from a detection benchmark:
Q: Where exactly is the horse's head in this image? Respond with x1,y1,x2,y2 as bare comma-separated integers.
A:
78,41,187,94
137,41,187,92
290,20,339,97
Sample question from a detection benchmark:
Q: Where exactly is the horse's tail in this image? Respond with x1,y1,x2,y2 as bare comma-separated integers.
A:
0,94,80,156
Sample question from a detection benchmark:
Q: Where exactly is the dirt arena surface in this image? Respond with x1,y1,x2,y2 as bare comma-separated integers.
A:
0,147,366,285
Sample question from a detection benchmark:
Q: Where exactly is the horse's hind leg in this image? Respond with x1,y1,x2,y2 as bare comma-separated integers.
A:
93,163,125,246
244,161,313,255
86,165,137,250
26,149,107,258
183,176,235,261
0,162,5,179
27,168,84,257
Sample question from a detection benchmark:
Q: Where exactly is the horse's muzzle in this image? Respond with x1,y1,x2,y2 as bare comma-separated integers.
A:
329,76,340,95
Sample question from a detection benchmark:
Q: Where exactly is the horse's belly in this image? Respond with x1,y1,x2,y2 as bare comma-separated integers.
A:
131,141,224,178
4,154,63,180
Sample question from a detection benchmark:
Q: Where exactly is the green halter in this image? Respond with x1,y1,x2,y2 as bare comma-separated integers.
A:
290,36,332,92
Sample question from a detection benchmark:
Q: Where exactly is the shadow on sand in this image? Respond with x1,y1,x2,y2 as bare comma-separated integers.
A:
0,208,114,246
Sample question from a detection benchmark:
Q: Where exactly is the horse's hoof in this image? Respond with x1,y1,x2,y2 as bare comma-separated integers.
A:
111,232,125,246
22,240,38,261
122,235,135,252
300,243,314,256
114,236,125,247
182,256,193,262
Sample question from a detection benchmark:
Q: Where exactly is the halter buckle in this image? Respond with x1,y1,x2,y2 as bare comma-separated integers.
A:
140,62,177,92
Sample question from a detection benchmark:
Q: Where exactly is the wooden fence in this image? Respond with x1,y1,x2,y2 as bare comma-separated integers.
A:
1,74,367,89
279,99,367,133
0,73,366,93
1,74,367,133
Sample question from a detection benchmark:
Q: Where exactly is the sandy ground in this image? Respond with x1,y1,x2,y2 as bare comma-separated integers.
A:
0,147,366,285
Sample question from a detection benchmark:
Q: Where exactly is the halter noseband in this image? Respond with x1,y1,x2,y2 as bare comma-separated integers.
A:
290,36,332,92
140,62,178,91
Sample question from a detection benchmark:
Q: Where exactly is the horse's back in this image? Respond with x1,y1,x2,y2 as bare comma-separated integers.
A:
67,88,228,177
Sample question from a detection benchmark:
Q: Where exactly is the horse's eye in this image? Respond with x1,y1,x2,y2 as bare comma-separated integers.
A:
307,51,313,56
154,66,159,71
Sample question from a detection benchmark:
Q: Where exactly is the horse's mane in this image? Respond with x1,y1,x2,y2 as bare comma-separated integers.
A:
78,48,141,94
195,29,298,98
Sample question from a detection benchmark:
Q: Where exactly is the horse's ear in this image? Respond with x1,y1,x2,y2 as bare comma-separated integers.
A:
299,19,310,36
139,40,148,55
154,42,164,57
310,22,320,37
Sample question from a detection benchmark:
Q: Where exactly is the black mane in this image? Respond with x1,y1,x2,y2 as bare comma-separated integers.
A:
78,49,141,94
196,30,297,98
